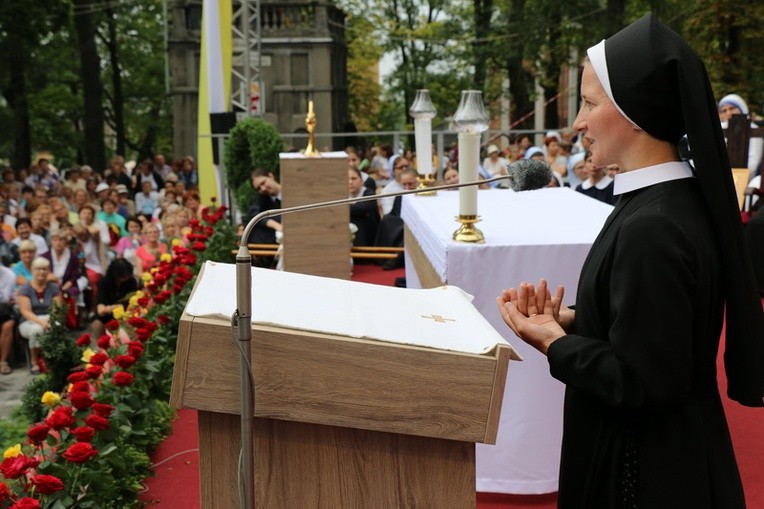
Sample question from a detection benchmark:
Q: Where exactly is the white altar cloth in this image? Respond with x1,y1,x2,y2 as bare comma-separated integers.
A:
402,187,613,494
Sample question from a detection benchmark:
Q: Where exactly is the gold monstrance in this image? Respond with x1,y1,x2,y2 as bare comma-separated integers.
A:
304,100,320,157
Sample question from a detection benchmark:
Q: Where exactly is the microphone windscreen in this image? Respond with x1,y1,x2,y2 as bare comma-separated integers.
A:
507,159,554,191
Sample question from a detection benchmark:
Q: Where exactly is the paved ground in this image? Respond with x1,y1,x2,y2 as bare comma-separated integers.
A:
0,364,34,420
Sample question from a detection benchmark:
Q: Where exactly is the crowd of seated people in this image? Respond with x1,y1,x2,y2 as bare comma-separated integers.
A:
0,154,200,374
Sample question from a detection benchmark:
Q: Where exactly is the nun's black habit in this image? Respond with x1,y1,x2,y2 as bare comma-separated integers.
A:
546,14,764,508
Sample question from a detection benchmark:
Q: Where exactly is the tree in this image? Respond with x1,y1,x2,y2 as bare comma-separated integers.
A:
73,0,107,173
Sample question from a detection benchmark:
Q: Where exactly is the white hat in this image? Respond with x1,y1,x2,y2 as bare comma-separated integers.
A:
95,182,110,194
486,144,500,155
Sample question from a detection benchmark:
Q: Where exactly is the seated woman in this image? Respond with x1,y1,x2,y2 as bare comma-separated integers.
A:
12,239,36,287
114,216,143,273
348,167,379,247
17,257,62,374
92,258,138,337
134,222,166,276
43,229,83,329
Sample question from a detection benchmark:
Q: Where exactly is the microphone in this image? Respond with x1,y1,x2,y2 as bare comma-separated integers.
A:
506,159,554,191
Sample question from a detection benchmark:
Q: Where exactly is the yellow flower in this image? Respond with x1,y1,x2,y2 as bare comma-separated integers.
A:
141,272,153,283
128,295,139,308
171,238,181,247
41,391,61,407
112,305,126,320
81,347,95,363
3,444,21,459
160,253,172,263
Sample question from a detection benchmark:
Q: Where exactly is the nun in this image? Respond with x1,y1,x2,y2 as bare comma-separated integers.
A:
496,14,763,508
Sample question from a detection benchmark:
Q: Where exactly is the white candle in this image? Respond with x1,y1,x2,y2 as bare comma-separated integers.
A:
458,132,479,216
414,118,433,177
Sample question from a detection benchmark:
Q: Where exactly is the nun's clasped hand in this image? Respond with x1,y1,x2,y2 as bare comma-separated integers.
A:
496,279,567,355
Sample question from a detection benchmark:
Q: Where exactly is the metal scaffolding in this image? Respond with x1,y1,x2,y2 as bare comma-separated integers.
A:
231,0,263,116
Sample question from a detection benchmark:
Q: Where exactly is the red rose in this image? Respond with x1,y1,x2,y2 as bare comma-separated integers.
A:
76,333,91,347
137,296,150,306
152,291,168,304
97,334,112,349
105,320,120,331
10,497,41,509
69,391,94,410
157,314,170,325
0,482,10,501
71,426,96,443
0,455,32,479
31,474,64,494
67,372,90,383
135,328,151,342
182,254,197,266
62,442,98,463
86,365,103,379
127,317,147,328
210,197,217,203
145,282,158,293
114,354,136,368
112,371,134,387
191,241,206,251
146,322,158,332
91,403,114,417
84,413,109,430
69,381,90,393
46,406,75,430
26,423,50,444
88,352,109,366
127,341,144,359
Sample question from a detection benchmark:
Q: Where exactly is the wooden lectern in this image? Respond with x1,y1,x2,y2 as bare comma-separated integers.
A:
280,152,350,280
170,266,512,508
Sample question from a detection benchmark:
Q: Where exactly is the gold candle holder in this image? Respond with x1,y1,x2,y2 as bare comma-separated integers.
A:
304,99,319,157
416,174,437,196
452,215,485,243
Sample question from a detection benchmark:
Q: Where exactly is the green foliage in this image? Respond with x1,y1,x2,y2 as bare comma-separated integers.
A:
0,408,31,449
0,0,170,168
19,304,80,422
224,118,284,211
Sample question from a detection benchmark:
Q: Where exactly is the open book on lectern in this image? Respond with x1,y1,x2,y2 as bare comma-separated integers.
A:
185,261,521,359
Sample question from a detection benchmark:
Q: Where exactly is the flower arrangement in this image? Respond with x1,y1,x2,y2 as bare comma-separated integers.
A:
0,202,233,508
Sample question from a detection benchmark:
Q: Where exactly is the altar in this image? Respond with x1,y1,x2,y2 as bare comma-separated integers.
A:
401,187,614,494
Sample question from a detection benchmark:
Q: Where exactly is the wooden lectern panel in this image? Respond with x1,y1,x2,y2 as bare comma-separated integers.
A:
280,156,351,279
172,314,510,444
199,412,475,508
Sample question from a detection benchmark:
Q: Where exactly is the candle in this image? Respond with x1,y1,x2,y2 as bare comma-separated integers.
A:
414,118,432,177
458,132,479,216
308,100,314,116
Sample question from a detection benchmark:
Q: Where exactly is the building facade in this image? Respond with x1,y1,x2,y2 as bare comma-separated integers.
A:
169,0,348,157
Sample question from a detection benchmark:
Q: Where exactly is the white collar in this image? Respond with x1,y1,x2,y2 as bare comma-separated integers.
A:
613,161,694,195
581,175,613,190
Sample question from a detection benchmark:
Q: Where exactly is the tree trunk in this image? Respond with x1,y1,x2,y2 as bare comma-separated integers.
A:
73,0,106,173
472,0,492,91
106,7,126,157
6,40,32,170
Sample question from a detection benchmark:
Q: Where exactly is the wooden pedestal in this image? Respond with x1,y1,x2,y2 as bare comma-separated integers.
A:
280,154,350,279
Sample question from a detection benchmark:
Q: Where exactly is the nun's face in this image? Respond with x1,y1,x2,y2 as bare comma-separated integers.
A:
718,104,742,122
573,64,636,170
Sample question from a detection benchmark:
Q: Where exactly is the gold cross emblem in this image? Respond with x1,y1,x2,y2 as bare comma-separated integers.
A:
421,314,456,323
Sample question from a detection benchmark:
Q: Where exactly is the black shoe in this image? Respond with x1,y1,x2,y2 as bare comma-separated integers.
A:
383,255,404,270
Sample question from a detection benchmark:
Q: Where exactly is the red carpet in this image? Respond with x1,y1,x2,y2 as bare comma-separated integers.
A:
140,268,762,508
